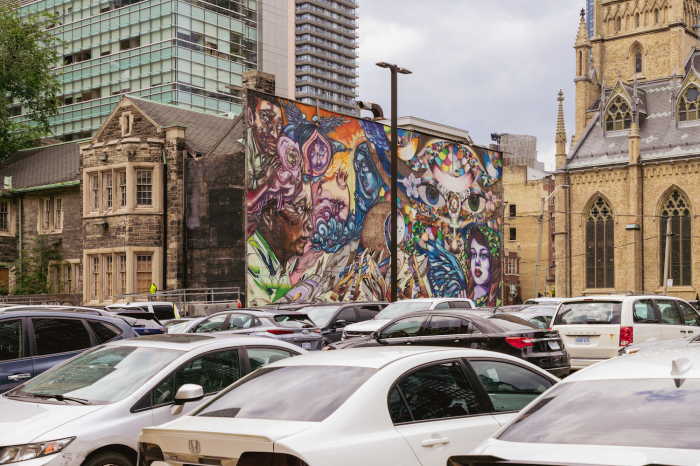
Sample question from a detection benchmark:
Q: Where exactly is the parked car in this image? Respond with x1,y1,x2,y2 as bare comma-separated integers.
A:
689,299,700,311
551,294,700,370
137,346,558,466
619,332,700,355
0,333,304,466
162,317,204,334
105,302,179,321
523,297,564,305
453,346,700,466
0,307,138,393
187,309,323,351
505,305,558,329
110,310,167,336
294,302,388,346
328,311,570,377
341,298,476,340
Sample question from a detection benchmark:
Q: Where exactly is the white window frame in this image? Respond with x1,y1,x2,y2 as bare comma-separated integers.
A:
49,259,79,293
39,196,63,233
0,200,10,232
84,163,162,218
135,169,153,208
83,247,161,304
135,253,153,293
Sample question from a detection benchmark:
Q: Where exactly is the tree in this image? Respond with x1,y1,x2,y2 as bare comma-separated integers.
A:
0,1,61,161
11,235,62,295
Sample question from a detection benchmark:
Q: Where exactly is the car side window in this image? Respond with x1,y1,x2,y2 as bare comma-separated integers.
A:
450,301,473,309
357,305,380,321
336,307,358,324
152,305,174,321
632,299,658,323
469,360,553,413
678,302,700,327
433,302,451,310
380,316,427,338
656,300,682,325
32,318,92,356
389,361,481,423
195,314,228,333
88,321,121,343
153,349,240,406
0,319,22,362
226,314,254,330
460,319,477,334
528,316,549,329
247,347,294,372
425,315,462,336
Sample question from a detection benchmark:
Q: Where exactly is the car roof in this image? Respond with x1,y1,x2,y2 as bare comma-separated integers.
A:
0,306,114,318
268,347,512,369
565,346,700,382
103,333,284,350
387,298,472,303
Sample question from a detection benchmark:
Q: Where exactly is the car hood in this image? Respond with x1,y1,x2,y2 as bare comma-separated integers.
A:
141,416,316,460
630,336,695,353
344,319,391,332
0,397,106,445
469,438,700,466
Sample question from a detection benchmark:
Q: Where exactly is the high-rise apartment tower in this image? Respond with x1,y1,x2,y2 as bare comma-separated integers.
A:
293,0,359,116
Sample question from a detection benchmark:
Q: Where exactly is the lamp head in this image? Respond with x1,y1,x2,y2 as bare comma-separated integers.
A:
398,68,412,75
376,62,391,69
562,184,570,189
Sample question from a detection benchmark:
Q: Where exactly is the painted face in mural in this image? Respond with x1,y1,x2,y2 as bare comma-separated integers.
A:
354,142,380,204
303,131,332,178
469,238,491,288
279,182,314,258
248,98,283,157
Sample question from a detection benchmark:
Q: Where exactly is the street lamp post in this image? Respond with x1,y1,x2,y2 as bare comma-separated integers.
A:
376,62,411,303
534,184,569,298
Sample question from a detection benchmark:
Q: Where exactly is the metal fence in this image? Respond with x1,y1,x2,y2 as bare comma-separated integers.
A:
115,288,242,316
0,293,80,306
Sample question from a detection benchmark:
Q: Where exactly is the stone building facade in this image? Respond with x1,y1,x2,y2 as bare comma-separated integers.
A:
555,5,700,299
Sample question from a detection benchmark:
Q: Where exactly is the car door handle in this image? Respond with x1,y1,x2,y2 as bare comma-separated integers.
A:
420,438,450,447
8,373,31,381
681,330,687,334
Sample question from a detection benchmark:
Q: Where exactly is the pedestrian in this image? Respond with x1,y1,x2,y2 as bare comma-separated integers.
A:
514,294,523,305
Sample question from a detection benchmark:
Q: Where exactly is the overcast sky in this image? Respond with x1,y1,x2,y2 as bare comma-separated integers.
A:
357,0,584,171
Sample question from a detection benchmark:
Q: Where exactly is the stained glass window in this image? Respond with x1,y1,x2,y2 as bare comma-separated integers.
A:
586,198,615,289
605,97,632,131
678,86,700,122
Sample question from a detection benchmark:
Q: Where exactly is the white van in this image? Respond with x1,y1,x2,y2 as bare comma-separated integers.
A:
551,294,700,370
105,301,179,320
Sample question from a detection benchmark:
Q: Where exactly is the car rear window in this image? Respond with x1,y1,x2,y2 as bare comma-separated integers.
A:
487,314,537,331
553,302,621,325
498,379,700,449
273,314,315,328
195,366,376,421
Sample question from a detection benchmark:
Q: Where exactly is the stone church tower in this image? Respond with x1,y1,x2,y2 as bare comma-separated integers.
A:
555,1,700,299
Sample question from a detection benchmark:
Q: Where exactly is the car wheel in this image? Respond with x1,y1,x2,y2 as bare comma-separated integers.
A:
84,452,133,466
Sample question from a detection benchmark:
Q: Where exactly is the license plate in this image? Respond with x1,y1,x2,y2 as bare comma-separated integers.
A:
548,341,560,350
575,336,591,345
301,342,312,349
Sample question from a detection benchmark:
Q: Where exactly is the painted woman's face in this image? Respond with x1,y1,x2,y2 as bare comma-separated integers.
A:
354,142,380,201
469,238,491,286
308,139,330,173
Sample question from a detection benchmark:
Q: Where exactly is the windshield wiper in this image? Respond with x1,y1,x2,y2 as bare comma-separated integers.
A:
32,394,92,405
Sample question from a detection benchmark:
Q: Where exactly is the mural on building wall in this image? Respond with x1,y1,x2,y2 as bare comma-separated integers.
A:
245,90,503,307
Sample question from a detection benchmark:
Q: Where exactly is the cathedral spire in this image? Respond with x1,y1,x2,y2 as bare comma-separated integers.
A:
575,8,591,48
556,90,567,169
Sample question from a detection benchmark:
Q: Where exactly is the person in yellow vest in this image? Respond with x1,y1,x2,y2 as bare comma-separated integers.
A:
150,282,157,294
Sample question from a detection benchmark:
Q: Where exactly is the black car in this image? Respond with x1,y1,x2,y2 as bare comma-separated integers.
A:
0,307,139,393
328,310,570,377
503,305,559,329
294,302,388,346
109,309,167,335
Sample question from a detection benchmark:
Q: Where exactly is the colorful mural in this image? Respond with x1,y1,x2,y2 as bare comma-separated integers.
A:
245,90,503,307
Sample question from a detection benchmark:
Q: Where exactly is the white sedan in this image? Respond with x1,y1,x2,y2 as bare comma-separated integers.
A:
0,334,304,466
138,347,558,466
453,346,700,466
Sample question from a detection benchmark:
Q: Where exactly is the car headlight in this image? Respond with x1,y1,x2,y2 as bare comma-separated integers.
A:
0,438,75,464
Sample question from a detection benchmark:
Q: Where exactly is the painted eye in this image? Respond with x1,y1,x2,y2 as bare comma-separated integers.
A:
418,185,446,208
464,193,485,214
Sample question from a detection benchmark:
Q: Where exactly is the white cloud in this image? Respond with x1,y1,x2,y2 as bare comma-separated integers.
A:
357,0,583,171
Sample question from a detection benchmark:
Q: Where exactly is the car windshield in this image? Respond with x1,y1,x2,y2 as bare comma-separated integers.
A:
165,320,194,333
195,365,376,422
553,302,621,325
376,302,431,320
299,306,339,327
273,314,315,328
8,346,182,404
498,379,700,449
487,315,537,331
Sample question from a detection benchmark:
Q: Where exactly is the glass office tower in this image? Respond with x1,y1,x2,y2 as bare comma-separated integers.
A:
17,0,260,141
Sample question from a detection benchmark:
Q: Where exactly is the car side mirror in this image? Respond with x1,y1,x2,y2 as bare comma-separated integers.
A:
334,320,347,328
170,384,204,415
371,331,388,345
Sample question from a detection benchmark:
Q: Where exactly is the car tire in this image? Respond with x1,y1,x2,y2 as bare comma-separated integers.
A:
84,451,133,466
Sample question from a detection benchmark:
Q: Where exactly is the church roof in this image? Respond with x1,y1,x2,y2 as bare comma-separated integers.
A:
565,78,700,170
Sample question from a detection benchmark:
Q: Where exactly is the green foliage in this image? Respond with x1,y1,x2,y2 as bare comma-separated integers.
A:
0,1,62,161
12,235,62,295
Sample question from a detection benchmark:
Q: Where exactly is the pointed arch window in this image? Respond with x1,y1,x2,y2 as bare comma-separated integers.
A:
605,96,632,131
586,197,615,289
678,85,700,122
660,190,692,286
636,13,640,27
635,51,642,73
655,9,659,24
617,17,622,31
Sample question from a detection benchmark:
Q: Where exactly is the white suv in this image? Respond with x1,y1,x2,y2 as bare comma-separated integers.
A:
341,298,475,340
551,294,700,370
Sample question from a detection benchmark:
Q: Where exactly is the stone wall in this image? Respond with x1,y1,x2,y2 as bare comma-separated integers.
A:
21,187,82,261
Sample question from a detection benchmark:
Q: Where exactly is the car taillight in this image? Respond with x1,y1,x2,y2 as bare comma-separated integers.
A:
620,327,633,346
506,337,535,349
313,328,322,333
267,329,294,335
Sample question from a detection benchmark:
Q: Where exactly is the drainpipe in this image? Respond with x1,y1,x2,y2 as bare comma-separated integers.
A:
183,150,187,289
18,196,22,269
162,150,167,292
639,160,645,292
567,170,572,297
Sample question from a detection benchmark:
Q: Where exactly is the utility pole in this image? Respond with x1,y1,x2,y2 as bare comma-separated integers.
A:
376,62,411,302
662,217,672,295
535,184,569,299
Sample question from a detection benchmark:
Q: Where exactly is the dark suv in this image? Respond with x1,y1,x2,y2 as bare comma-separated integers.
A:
0,307,139,393
293,302,388,346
